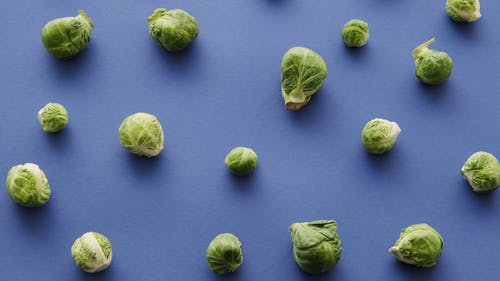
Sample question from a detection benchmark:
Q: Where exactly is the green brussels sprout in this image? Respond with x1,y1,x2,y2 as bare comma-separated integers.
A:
71,232,112,273
206,233,243,274
341,19,369,47
289,220,342,274
147,8,199,52
361,118,401,154
460,151,500,193
38,103,68,133
389,223,444,267
5,163,51,207
118,112,164,157
412,38,453,85
41,10,93,60
281,47,327,111
224,147,258,176
446,0,481,22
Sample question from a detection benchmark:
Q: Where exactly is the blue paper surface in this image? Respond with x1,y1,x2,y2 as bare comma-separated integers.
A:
0,0,499,280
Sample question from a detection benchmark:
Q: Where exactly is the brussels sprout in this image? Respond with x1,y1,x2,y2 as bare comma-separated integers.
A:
118,112,164,157
147,8,199,52
361,118,401,154
41,10,93,60
389,223,444,267
38,103,68,133
412,38,453,85
446,0,481,22
341,19,369,47
71,232,112,273
289,220,342,274
281,47,327,111
206,233,243,274
224,147,258,176
5,163,51,207
460,151,500,193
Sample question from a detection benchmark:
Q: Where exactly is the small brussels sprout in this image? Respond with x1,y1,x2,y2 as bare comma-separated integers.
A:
412,38,453,85
224,147,258,176
281,47,327,111
389,223,444,267
341,19,369,47
38,103,68,133
71,232,112,273
206,233,243,274
41,10,93,60
5,163,51,207
147,8,199,52
289,220,342,274
118,112,164,157
460,151,500,193
446,0,481,22
361,118,401,154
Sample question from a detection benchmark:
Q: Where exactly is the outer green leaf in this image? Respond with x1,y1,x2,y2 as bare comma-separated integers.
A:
361,118,401,154
224,147,258,176
148,8,199,52
461,151,500,193
206,233,243,274
118,112,164,157
412,38,453,85
281,47,327,111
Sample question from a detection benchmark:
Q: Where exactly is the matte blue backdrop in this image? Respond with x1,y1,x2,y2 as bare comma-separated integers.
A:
0,0,499,280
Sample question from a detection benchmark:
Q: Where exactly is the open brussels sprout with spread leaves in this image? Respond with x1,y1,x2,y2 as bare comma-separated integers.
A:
38,103,68,133
6,163,51,207
361,118,401,154
341,19,369,47
225,147,258,176
446,0,481,22
71,232,113,273
148,8,199,52
289,220,342,274
118,112,164,157
413,38,453,85
281,47,327,111
206,233,243,274
461,151,500,193
389,223,444,267
41,10,93,60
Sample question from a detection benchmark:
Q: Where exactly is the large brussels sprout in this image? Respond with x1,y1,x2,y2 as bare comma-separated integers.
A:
206,233,243,274
38,103,68,133
289,220,342,274
446,0,481,22
361,118,401,154
71,232,113,273
461,151,500,193
41,10,93,60
281,47,327,111
6,163,51,207
148,8,199,52
224,147,258,176
118,112,164,157
412,38,453,85
389,223,444,267
341,19,369,47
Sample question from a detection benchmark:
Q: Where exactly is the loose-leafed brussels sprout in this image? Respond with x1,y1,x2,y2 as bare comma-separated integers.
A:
460,151,500,193
361,118,401,154
412,38,453,85
206,233,243,274
341,19,369,47
38,103,68,133
147,8,199,52
281,47,327,111
389,223,444,267
289,220,342,274
41,10,93,60
6,163,51,207
224,147,258,176
118,112,164,157
71,232,112,273
446,0,481,22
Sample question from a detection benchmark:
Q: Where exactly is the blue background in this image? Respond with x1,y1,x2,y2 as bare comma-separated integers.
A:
1,0,499,280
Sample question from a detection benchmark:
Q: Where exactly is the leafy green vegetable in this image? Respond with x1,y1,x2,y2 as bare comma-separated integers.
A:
341,19,369,47
413,38,453,85
118,112,164,157
148,8,199,52
206,233,243,274
71,232,113,273
224,147,258,176
6,163,51,207
461,151,500,193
